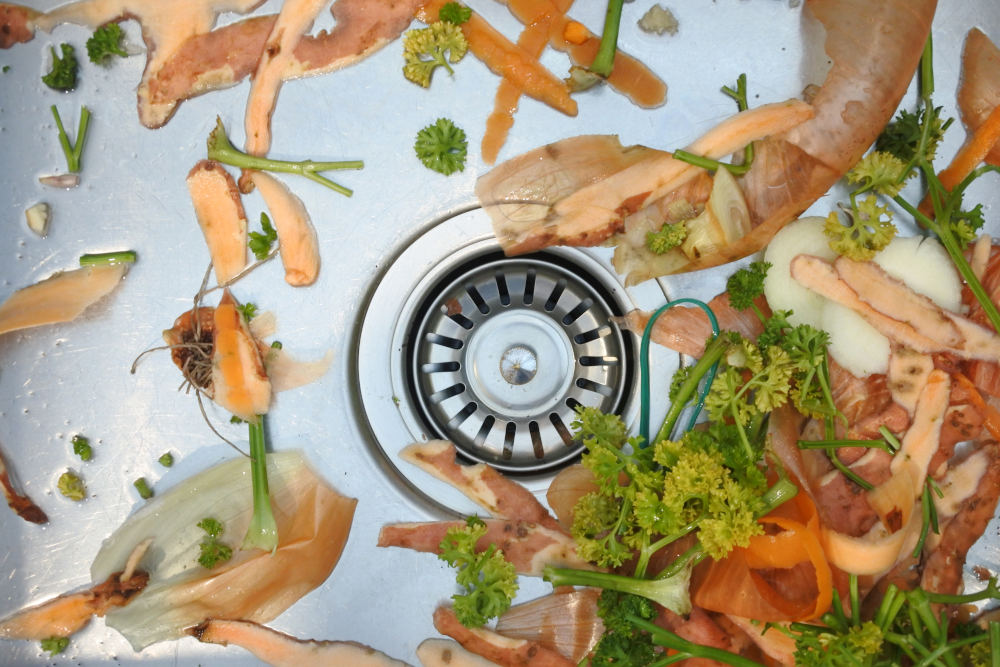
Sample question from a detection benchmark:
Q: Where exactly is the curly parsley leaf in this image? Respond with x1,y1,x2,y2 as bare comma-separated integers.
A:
414,118,468,175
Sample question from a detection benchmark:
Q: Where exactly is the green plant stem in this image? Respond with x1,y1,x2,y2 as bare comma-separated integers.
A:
51,105,90,173
242,416,278,552
628,615,766,667
589,0,624,77
79,250,137,266
207,118,362,196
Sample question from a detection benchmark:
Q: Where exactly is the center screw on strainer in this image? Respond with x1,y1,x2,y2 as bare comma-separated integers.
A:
406,252,631,473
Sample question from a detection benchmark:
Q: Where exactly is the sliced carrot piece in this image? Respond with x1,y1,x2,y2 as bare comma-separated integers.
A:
417,0,577,117
920,104,1000,215
212,290,271,421
0,264,127,336
562,20,587,45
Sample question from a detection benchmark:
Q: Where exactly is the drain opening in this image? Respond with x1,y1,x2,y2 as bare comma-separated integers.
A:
405,250,634,474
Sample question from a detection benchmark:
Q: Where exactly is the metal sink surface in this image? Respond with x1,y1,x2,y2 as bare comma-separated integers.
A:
1,0,999,664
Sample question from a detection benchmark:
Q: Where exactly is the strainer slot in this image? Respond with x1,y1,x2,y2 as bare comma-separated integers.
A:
544,279,566,312
550,413,573,446
563,299,593,325
523,269,536,305
495,271,510,306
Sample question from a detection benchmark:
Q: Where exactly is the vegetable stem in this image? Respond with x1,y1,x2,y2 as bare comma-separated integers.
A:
242,416,278,552
589,0,624,77
207,118,362,196
79,250,137,266
51,105,90,173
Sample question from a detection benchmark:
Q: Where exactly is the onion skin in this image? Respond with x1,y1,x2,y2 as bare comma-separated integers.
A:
545,464,598,532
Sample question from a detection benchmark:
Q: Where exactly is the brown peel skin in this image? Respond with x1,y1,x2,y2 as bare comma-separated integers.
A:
0,571,148,640
189,619,409,667
433,606,575,667
0,445,46,524
958,28,1000,166
0,3,38,48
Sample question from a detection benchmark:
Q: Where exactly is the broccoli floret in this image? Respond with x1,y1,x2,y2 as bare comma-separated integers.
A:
41,43,77,91
438,2,471,24
86,23,127,64
197,517,233,569
206,117,362,195
645,222,687,254
57,471,86,501
402,21,468,88
71,434,92,461
40,636,69,655
823,198,896,261
414,118,467,176
438,516,518,628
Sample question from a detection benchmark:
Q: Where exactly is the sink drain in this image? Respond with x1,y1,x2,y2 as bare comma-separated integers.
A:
406,252,629,473
351,205,674,516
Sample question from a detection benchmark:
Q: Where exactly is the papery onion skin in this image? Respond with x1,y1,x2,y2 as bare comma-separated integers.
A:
494,589,603,664
92,450,357,651
545,464,598,533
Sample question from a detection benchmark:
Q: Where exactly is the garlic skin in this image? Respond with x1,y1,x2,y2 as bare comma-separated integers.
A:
24,202,50,237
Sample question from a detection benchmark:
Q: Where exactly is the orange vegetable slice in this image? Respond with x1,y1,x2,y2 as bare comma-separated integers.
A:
0,263,127,336
211,289,271,421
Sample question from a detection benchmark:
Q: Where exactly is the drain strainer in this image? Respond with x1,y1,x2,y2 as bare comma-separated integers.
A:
351,205,676,516
406,252,629,473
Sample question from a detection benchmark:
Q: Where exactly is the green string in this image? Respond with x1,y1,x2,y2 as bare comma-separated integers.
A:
638,298,720,447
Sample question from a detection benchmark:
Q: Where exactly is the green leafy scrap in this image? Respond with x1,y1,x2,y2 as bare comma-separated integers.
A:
86,23,127,64
197,517,233,569
438,2,471,24
414,118,467,175
248,212,278,260
42,43,77,91
402,21,468,88
438,516,519,628
645,222,687,255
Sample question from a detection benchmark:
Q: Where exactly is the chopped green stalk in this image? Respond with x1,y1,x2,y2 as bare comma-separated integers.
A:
71,434,92,461
673,74,756,175
157,452,174,467
133,477,153,500
565,0,623,92
629,614,767,667
590,0,624,77
79,250,137,266
242,417,278,552
798,438,895,456
206,118,362,196
543,561,695,616
51,105,90,173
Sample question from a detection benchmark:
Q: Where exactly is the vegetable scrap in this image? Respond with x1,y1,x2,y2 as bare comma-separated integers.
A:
85,23,126,64
189,619,410,666
41,43,76,90
56,471,86,501
71,435,92,462
0,445,47,524
196,517,233,569
437,516,519,628
414,118,468,175
89,451,356,650
132,478,153,500
401,19,468,88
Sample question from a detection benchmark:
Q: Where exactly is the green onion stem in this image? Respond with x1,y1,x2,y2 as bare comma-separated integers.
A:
79,250,137,266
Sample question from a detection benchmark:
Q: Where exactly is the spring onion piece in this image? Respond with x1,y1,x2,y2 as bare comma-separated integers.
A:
242,416,278,552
